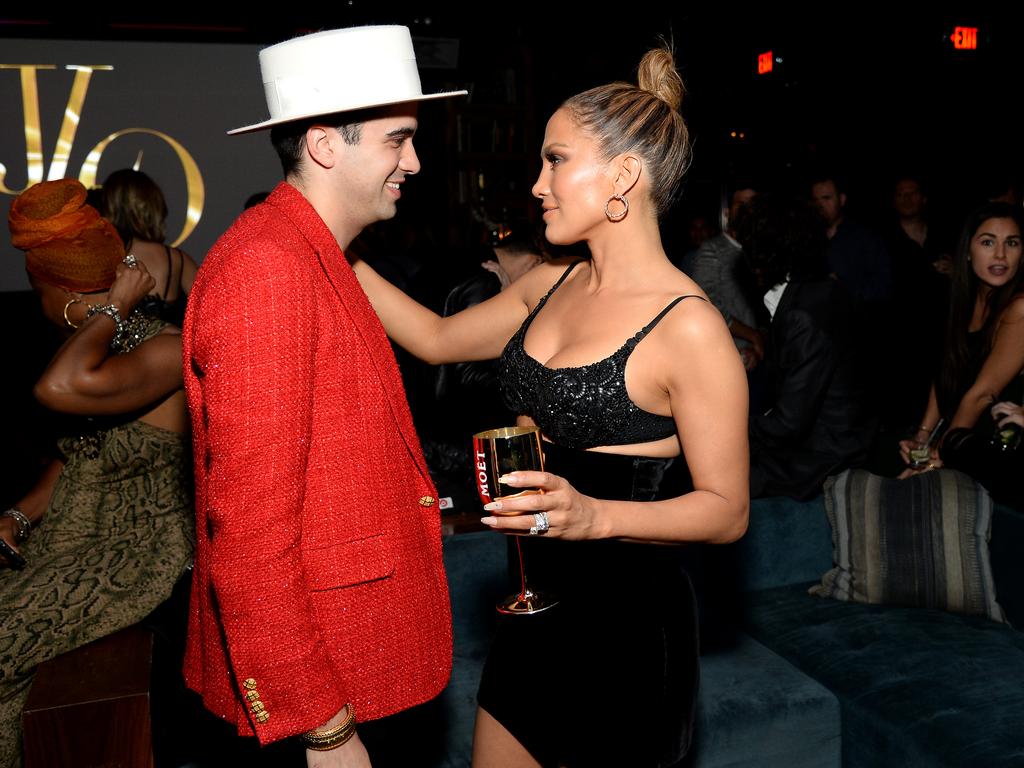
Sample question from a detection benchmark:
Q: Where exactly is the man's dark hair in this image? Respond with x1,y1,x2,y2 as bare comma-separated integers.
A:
269,109,375,177
735,193,829,289
809,171,845,196
493,219,548,260
726,176,758,201
892,171,927,196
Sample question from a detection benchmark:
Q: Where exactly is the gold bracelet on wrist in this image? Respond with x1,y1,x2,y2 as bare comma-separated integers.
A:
301,705,356,751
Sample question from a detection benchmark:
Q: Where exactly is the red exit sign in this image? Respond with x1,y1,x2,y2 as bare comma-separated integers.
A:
757,51,773,75
951,26,978,50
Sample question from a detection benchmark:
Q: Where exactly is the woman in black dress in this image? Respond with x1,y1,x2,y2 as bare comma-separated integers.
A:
355,46,749,768
900,202,1024,473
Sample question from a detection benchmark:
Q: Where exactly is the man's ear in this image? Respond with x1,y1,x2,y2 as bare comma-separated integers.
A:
839,192,848,209
612,154,642,197
305,125,337,170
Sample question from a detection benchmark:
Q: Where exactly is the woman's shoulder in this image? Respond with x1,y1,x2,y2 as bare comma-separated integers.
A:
998,293,1024,324
656,291,725,339
634,277,728,360
128,239,168,258
514,257,586,304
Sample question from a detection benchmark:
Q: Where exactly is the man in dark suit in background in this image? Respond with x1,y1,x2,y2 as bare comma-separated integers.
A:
737,194,875,500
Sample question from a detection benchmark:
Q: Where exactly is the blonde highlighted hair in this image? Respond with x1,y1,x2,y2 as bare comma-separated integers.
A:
562,46,690,217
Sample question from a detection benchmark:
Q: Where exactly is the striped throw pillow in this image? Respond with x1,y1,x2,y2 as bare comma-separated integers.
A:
811,468,1006,623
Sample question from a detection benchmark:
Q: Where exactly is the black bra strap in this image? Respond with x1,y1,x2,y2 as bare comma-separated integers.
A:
525,260,586,324
638,294,706,337
163,245,175,296
542,260,585,301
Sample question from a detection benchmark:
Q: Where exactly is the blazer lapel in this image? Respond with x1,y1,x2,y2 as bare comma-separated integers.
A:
320,250,432,480
270,184,431,481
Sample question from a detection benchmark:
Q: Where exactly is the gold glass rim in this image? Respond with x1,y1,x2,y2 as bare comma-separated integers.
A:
472,425,541,440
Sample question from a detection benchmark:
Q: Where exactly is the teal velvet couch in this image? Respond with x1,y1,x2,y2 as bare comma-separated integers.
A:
733,497,1024,768
436,494,1023,767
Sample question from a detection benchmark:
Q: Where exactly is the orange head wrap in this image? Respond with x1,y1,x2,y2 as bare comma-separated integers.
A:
8,178,124,292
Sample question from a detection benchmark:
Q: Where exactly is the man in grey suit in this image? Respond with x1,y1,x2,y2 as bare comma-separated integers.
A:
689,183,764,370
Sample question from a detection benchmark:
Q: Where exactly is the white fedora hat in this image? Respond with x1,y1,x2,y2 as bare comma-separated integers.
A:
228,25,467,135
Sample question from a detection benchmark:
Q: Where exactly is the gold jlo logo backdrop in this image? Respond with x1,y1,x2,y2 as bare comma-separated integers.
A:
0,63,204,246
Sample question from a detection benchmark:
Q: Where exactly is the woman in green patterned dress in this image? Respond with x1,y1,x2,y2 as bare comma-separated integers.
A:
1,179,194,767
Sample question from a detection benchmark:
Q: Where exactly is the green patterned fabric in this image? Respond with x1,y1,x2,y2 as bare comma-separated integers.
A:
811,468,1005,623
0,319,194,768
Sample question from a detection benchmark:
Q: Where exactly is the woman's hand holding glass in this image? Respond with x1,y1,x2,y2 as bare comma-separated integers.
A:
898,432,943,479
481,470,602,541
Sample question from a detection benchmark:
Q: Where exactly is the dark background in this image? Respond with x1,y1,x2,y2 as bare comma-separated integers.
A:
4,4,1020,229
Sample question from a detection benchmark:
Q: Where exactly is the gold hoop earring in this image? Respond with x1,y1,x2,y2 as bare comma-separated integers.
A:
63,298,84,329
605,193,629,222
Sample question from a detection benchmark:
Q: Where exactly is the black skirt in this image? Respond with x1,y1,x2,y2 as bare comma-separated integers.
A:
477,442,699,768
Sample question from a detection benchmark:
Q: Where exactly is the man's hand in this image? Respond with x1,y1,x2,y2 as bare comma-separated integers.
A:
305,733,371,768
480,259,512,290
932,256,953,276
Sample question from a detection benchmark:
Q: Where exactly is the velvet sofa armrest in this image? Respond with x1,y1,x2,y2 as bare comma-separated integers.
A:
991,504,1024,628
683,495,834,652
733,495,834,592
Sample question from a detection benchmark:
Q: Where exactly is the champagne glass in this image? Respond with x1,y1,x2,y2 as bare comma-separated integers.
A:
472,426,558,615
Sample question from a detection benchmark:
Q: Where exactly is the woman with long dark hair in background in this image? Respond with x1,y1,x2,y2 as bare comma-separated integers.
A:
901,201,1024,471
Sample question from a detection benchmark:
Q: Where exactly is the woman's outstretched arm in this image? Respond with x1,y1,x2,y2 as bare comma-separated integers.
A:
352,258,567,365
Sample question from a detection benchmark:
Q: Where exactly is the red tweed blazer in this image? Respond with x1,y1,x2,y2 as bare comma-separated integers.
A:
182,182,451,743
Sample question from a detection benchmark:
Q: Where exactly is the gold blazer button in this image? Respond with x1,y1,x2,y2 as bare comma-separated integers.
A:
418,495,436,507
255,711,270,724
243,678,257,690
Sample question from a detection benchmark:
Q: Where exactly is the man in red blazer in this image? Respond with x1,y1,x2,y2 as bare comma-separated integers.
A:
182,26,466,766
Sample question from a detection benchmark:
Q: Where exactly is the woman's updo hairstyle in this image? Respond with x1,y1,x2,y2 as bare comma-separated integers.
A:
562,46,690,217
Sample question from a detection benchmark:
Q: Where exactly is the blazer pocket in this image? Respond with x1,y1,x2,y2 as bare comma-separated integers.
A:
304,533,395,591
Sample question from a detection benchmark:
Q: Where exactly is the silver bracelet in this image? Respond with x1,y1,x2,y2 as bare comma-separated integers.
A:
86,303,125,337
2,508,31,543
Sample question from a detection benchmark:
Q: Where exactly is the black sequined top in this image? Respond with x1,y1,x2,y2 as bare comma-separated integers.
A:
499,261,705,449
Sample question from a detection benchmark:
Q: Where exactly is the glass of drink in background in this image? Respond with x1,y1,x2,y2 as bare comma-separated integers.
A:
908,419,944,469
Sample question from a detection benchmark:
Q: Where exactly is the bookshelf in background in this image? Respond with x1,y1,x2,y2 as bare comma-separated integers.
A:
453,47,537,230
